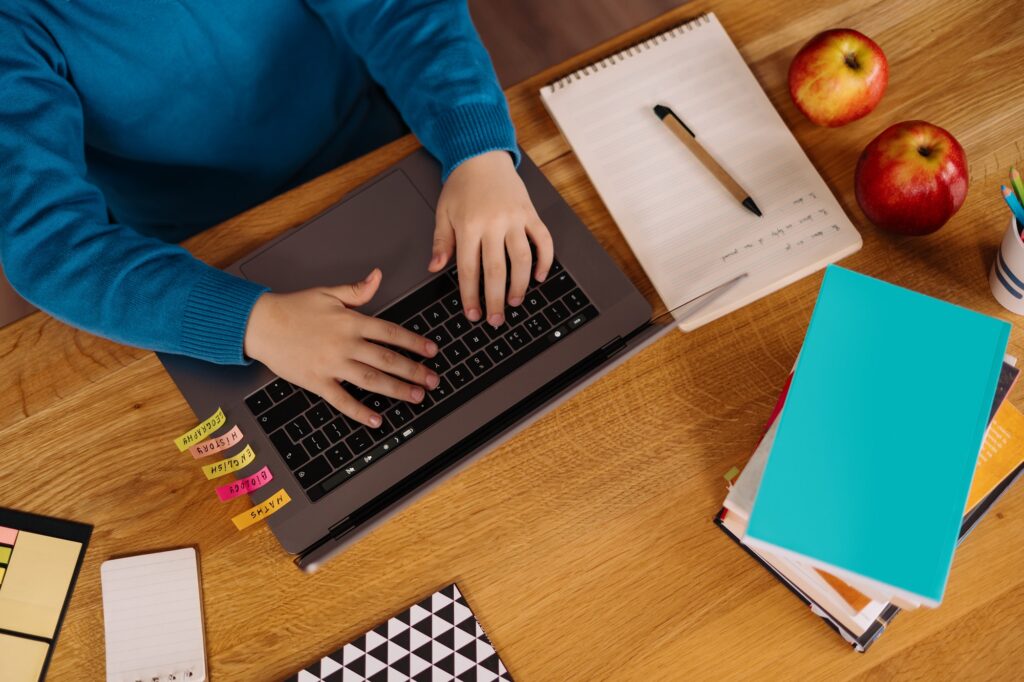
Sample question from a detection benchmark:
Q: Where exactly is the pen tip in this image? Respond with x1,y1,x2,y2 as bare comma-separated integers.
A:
743,197,763,217
653,104,671,119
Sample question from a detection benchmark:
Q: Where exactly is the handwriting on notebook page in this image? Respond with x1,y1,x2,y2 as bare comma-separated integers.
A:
718,193,845,264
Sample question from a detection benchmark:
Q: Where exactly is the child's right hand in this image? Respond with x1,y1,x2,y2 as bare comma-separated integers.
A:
243,268,440,428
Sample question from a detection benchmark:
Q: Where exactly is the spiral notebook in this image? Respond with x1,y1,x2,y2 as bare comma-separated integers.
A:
540,12,862,329
101,548,207,682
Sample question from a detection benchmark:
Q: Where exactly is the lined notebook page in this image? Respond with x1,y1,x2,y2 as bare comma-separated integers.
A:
101,548,206,682
540,13,861,328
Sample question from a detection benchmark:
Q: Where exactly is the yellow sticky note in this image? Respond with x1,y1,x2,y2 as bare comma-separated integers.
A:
0,634,48,682
231,488,291,530
202,444,257,480
173,407,226,452
0,532,83,638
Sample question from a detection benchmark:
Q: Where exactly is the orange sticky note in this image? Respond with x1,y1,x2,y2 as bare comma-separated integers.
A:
188,425,243,459
231,489,291,530
201,445,256,480
173,407,225,452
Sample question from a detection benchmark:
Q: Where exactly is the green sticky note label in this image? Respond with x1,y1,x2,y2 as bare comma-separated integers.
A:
0,545,11,564
723,466,740,483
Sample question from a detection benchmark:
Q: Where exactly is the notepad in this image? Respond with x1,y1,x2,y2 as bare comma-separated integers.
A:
101,548,207,682
540,13,861,328
0,508,91,682
744,266,1011,607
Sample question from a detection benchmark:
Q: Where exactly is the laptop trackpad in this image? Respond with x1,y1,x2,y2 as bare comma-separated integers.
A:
238,170,436,308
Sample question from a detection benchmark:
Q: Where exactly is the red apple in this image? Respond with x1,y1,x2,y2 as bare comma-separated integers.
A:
789,29,888,127
854,121,968,235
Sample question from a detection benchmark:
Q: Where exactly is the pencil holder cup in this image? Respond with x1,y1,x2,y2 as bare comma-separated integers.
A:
990,216,1024,314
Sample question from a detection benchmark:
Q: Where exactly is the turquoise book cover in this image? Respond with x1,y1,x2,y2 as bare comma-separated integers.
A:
744,266,1010,606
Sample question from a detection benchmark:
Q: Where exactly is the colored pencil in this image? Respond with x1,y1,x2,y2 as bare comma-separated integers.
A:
1011,167,1024,206
1001,185,1024,226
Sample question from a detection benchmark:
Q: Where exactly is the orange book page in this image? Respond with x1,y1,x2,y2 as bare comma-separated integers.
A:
967,400,1024,511
815,569,871,612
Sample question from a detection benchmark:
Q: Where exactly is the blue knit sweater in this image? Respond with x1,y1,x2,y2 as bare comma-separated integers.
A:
0,1,518,364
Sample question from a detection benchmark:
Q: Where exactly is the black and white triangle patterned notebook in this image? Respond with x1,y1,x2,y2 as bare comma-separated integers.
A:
285,584,513,682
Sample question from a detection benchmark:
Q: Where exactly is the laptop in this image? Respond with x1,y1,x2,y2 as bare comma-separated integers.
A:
160,149,672,571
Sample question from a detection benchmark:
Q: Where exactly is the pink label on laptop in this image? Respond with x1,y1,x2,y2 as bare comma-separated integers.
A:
189,425,244,459
215,466,273,502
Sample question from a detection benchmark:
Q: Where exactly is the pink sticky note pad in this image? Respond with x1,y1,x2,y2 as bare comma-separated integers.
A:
215,466,273,502
0,526,18,545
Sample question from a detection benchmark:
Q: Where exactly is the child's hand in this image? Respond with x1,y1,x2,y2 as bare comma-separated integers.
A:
243,268,439,428
430,150,554,327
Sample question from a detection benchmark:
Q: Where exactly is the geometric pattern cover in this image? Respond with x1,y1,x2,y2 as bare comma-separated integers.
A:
285,584,513,682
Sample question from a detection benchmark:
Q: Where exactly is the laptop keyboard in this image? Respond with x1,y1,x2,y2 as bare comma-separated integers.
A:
245,258,599,501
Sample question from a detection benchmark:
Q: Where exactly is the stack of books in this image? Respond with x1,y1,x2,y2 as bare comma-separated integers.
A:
716,266,1022,651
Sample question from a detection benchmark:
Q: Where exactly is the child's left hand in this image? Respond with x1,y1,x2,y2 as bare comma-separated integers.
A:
430,150,554,328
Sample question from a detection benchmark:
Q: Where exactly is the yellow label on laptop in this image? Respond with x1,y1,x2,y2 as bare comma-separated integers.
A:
172,407,225,452
201,445,256,480
231,489,291,530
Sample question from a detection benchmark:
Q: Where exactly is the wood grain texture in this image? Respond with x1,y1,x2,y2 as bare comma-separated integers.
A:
4,0,1024,678
469,0,683,86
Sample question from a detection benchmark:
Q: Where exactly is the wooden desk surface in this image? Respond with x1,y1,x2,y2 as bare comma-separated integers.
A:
5,0,1023,679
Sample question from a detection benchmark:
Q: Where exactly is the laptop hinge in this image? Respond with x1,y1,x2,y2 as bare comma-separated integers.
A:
600,336,627,358
328,517,354,538
293,516,355,567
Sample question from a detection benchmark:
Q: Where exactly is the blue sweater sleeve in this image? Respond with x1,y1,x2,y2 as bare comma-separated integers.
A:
314,0,520,180
0,11,267,365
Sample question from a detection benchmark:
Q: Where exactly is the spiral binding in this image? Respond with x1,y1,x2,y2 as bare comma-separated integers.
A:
547,13,711,92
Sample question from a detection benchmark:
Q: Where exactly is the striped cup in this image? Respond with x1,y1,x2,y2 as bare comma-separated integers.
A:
990,216,1024,313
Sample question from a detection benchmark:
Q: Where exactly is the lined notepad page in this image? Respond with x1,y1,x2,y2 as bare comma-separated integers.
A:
540,13,861,328
101,548,206,682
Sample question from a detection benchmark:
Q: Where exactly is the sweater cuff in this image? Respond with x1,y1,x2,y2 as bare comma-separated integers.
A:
429,101,520,181
179,267,269,365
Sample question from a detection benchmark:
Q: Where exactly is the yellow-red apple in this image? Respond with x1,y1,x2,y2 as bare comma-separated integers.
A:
854,121,968,235
789,29,888,127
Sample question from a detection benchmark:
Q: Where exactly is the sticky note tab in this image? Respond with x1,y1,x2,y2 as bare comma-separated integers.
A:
723,466,740,483
216,466,273,502
0,546,9,564
0,633,47,681
0,526,16,545
202,445,257,480
188,424,244,459
231,488,291,530
173,407,226,452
